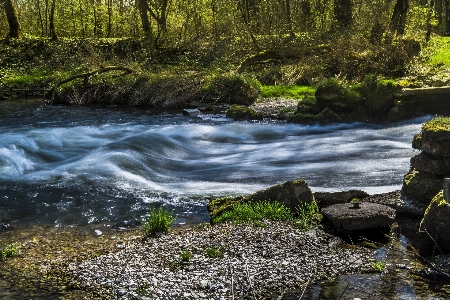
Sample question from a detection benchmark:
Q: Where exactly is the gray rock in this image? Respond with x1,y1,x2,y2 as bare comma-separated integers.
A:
410,152,450,175
322,202,396,232
182,109,201,117
314,190,368,208
420,191,450,253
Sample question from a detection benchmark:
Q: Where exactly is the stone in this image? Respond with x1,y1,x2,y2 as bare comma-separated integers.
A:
207,180,314,221
314,190,369,208
444,178,450,201
420,191,450,253
182,108,201,117
402,169,444,205
322,202,396,232
412,133,450,157
410,152,450,175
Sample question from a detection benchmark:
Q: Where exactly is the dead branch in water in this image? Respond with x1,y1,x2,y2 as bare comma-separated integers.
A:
47,66,136,105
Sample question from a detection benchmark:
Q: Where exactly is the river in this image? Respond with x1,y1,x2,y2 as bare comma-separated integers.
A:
0,98,429,228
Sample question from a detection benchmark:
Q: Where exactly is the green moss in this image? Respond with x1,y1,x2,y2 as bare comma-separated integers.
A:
422,117,450,133
402,169,444,204
202,74,261,105
315,78,362,113
260,85,315,99
420,190,445,229
287,113,318,124
358,74,400,114
226,105,263,120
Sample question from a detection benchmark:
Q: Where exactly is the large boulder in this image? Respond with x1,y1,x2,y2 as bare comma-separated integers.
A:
419,191,450,253
207,180,314,221
402,169,443,205
322,202,396,233
413,133,450,157
410,152,450,175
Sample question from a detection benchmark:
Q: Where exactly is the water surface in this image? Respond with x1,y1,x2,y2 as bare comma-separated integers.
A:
0,98,429,227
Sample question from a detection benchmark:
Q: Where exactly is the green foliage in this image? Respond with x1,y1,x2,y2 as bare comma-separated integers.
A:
351,197,361,203
141,207,176,236
294,201,322,231
371,260,386,271
315,78,362,113
260,85,315,99
180,250,193,262
202,74,260,105
205,246,226,258
212,201,292,224
425,36,450,68
0,242,21,261
358,74,400,114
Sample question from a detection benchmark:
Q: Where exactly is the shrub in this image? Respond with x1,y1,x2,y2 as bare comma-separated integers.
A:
0,242,21,260
202,74,261,105
142,207,176,236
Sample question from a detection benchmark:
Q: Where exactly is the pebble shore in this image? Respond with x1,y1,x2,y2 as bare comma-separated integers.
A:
67,221,374,299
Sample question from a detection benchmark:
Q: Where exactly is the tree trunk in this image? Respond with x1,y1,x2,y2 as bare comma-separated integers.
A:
4,0,23,39
49,0,57,39
446,0,450,33
390,0,409,35
137,0,152,37
107,0,112,37
285,0,296,39
334,0,353,28
37,0,45,36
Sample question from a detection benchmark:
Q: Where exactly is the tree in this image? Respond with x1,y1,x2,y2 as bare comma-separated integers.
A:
4,0,23,38
390,0,409,35
136,0,152,37
334,0,353,28
49,0,57,39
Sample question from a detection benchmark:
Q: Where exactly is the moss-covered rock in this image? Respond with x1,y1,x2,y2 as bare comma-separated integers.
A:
419,191,450,253
402,169,444,204
410,152,450,175
317,108,341,123
202,75,260,106
421,117,450,142
207,180,314,222
314,78,362,114
287,112,318,124
413,133,450,157
226,104,264,120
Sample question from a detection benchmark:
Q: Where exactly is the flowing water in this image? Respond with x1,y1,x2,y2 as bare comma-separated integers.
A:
1,98,450,299
0,98,427,228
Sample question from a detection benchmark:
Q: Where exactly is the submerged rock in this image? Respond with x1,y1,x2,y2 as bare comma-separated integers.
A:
420,191,450,253
322,202,396,233
207,180,314,221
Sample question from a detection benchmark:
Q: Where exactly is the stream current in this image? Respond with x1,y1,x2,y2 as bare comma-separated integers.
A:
0,98,429,228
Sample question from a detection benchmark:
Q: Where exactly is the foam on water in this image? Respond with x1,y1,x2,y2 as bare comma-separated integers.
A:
0,99,432,226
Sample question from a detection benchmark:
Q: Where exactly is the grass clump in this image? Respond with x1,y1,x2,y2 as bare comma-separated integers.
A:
260,85,315,99
142,207,176,236
0,242,21,260
371,260,386,271
180,250,193,262
205,246,226,258
212,201,292,224
294,201,322,231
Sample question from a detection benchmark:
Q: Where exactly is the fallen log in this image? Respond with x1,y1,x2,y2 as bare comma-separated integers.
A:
47,65,136,104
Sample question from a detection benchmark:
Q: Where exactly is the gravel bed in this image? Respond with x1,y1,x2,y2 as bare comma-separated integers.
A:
67,221,373,299
251,98,299,117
